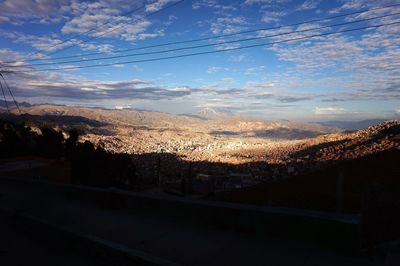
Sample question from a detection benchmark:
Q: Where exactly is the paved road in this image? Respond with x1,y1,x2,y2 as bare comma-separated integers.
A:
0,177,391,266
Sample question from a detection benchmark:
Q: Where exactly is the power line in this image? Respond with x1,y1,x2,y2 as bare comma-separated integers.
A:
5,11,400,68
22,2,148,60
8,21,400,73
0,80,10,113
1,0,185,66
2,2,399,65
47,0,185,57
0,73,21,114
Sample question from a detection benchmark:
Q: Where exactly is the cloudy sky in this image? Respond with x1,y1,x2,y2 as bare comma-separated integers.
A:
0,0,400,121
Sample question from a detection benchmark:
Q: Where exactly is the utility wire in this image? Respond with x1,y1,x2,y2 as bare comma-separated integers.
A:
47,0,185,57
2,2,399,65
1,0,185,66
5,11,400,68
22,2,148,60
0,80,10,113
8,21,400,73
0,73,21,114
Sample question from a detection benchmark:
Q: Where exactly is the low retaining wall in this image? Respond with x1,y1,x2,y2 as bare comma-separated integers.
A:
1,177,361,253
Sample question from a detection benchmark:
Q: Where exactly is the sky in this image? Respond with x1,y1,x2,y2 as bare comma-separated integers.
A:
0,0,400,121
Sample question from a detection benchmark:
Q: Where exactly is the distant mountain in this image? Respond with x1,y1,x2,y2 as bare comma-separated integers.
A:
317,119,393,131
196,107,232,119
0,99,32,108
178,113,209,120
1,104,339,137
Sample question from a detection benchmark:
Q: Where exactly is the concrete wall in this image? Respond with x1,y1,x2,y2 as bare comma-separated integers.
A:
64,184,361,252
1,177,361,253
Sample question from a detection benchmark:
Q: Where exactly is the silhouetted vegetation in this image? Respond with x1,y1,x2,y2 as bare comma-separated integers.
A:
0,119,36,157
68,138,136,188
38,126,64,158
0,119,136,188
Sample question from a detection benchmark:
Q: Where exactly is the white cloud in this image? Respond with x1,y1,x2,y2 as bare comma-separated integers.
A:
0,15,10,23
192,0,218,9
206,66,230,74
229,54,246,62
246,81,275,89
244,66,266,75
271,35,363,72
261,11,287,23
192,0,236,14
62,12,154,42
170,86,191,92
244,0,291,5
146,0,176,12
0,48,25,66
329,0,397,14
0,29,114,53
210,16,248,35
297,0,320,11
0,0,175,54
115,105,131,110
314,107,347,115
267,16,400,101
0,0,70,25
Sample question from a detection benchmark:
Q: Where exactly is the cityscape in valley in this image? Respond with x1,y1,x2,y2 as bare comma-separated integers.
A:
1,0,400,265
1,103,398,166
1,103,399,209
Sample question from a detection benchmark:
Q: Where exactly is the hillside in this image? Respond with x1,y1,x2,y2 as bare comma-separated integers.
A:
1,104,340,163
1,105,398,168
317,119,391,131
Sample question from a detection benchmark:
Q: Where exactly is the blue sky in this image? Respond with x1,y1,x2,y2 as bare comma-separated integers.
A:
0,0,400,121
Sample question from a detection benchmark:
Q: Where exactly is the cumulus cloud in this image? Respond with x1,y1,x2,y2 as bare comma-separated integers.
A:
329,0,398,14
192,0,217,9
61,1,159,42
261,11,287,23
297,0,320,11
0,48,26,67
146,0,176,12
192,0,236,15
245,81,275,89
314,107,347,115
244,0,291,5
0,29,114,53
229,54,246,62
0,0,174,54
210,16,248,35
266,10,400,102
0,0,70,25
271,35,362,72
244,66,266,75
206,66,230,74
